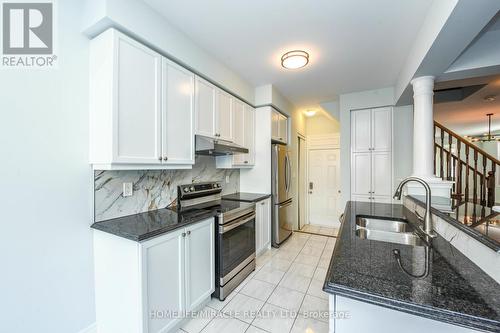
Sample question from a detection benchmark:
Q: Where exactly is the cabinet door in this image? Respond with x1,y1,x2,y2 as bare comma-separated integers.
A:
271,110,280,141
216,90,233,142
372,152,392,197
278,113,288,143
185,218,215,311
195,77,216,138
232,99,245,165
372,107,392,152
142,228,185,333
243,105,256,165
162,59,194,165
351,109,372,153
351,152,371,195
260,199,271,249
113,33,162,164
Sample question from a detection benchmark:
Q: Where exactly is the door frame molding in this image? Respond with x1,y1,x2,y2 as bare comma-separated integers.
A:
306,133,341,226
297,133,307,231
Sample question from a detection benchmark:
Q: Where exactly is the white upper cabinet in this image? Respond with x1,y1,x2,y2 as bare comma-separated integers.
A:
372,107,392,152
215,89,233,142
352,107,392,153
271,109,288,144
232,99,245,147
89,29,194,170
216,102,256,168
162,58,195,165
242,104,256,166
195,76,234,142
90,28,162,167
351,109,372,153
278,113,288,143
194,76,216,138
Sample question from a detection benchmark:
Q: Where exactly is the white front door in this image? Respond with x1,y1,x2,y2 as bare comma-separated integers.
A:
308,149,341,227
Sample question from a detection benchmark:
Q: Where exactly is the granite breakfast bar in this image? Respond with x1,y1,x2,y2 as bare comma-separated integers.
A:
323,201,500,333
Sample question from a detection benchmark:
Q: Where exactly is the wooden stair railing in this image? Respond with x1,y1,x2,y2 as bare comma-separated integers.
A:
434,121,499,207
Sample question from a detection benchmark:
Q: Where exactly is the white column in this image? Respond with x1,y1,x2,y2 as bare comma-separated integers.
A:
407,76,454,207
411,76,436,179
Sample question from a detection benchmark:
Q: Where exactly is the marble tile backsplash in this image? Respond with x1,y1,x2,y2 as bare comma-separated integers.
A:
94,156,239,222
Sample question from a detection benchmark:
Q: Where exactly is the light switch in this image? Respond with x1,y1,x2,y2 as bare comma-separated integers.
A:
123,182,133,197
225,175,230,183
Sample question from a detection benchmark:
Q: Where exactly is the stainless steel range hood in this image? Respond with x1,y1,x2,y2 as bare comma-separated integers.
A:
195,135,248,156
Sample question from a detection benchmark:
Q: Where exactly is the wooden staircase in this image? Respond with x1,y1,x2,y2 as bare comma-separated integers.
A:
434,121,498,207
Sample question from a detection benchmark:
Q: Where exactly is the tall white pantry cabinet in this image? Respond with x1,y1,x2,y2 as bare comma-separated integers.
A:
350,107,393,203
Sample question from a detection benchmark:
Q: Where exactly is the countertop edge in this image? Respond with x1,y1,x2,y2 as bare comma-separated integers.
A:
322,201,500,333
90,211,217,242
407,195,500,252
322,281,499,332
222,192,272,203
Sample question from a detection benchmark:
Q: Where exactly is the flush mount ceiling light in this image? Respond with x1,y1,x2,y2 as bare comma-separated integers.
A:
484,95,496,102
281,50,309,69
304,110,317,117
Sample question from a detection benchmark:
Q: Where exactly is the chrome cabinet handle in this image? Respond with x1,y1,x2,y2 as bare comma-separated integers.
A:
244,161,248,164
163,156,168,161
261,202,265,205
182,232,186,237
158,156,162,161
186,230,191,235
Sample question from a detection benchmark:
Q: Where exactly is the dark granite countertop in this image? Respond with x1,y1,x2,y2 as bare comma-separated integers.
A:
408,195,500,252
323,201,500,332
91,208,217,241
222,192,271,203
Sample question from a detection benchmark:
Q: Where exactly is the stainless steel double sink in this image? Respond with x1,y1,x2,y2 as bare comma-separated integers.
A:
355,216,425,246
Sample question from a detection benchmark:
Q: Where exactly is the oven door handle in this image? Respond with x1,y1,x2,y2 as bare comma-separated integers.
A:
220,213,256,234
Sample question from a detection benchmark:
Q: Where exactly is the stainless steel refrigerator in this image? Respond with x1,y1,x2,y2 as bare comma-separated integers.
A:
271,144,293,247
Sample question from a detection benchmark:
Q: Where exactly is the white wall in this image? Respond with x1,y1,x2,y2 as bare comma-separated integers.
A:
82,0,255,104
0,1,95,332
240,107,272,193
393,105,414,191
339,87,395,206
306,113,340,135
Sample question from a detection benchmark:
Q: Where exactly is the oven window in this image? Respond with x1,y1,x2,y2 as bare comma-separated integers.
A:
221,219,255,278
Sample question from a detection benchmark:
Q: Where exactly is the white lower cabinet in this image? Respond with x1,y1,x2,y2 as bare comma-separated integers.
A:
93,218,215,333
256,198,271,254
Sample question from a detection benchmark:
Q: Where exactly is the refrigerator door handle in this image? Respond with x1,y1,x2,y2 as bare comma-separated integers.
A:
286,153,291,193
284,154,289,193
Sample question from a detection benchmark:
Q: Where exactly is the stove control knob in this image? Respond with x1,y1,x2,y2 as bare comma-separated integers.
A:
183,187,190,193
190,186,195,191
217,184,221,188
213,184,217,188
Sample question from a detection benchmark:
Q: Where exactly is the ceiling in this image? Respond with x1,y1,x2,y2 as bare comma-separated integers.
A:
142,0,434,108
434,75,500,136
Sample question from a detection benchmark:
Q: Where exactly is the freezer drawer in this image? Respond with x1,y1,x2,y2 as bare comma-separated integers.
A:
272,199,293,247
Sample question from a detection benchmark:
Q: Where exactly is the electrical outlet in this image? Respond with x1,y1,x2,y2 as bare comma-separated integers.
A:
225,175,230,184
123,182,133,197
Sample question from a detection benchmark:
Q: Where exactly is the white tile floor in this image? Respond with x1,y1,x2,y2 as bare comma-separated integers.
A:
179,232,336,333
298,224,339,237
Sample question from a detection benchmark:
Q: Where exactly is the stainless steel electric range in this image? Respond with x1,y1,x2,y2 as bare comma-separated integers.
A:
174,182,256,301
